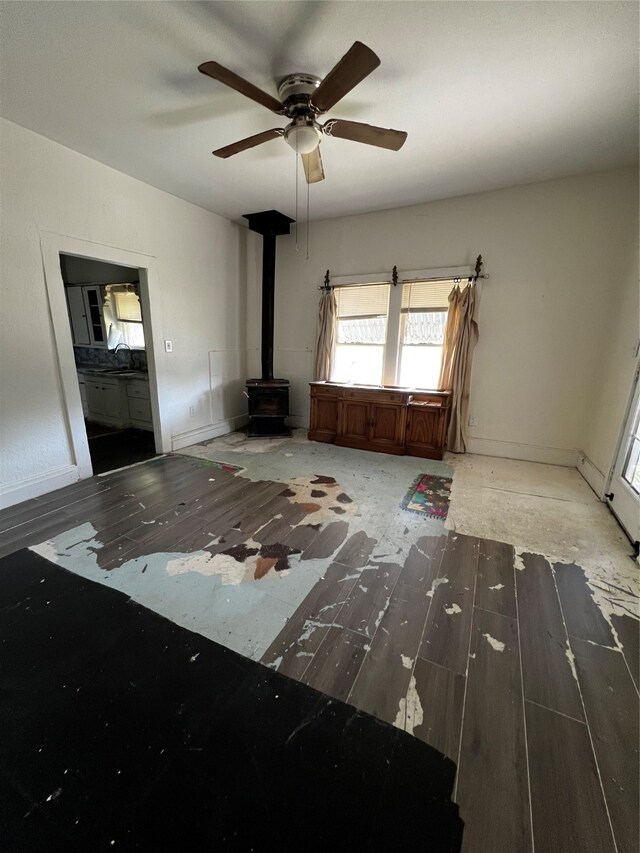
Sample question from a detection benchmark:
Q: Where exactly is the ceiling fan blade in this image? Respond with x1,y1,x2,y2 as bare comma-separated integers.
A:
302,147,325,184
310,41,380,113
198,61,285,114
323,119,407,151
212,128,284,159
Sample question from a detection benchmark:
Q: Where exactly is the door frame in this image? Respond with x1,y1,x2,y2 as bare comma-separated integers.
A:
40,232,169,480
605,361,640,546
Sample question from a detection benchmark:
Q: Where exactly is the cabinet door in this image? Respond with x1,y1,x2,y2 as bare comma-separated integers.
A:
85,379,123,423
85,380,106,416
100,380,121,417
405,405,447,458
128,397,152,428
339,400,370,441
83,286,107,347
66,287,91,345
370,402,406,447
310,395,338,440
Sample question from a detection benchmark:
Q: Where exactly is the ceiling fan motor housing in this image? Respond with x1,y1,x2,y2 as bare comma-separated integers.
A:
277,73,322,117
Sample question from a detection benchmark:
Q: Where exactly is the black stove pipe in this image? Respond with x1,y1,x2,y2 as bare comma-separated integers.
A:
243,210,294,382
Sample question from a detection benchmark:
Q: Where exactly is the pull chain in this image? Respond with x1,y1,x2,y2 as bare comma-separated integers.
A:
294,137,299,253
306,171,310,260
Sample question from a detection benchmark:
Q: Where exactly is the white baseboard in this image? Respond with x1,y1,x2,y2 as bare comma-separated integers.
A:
171,414,249,451
0,464,79,510
576,451,606,499
465,436,579,467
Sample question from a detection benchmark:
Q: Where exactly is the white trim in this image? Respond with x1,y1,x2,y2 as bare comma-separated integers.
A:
0,465,79,510
171,415,249,451
39,233,170,484
465,436,578,467
576,452,606,499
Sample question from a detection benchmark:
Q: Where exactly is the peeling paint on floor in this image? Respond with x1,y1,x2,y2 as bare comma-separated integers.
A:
393,675,424,735
482,633,505,652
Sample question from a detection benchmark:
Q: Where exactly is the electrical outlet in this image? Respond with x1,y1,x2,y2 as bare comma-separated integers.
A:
468,414,477,427
164,340,173,353
189,406,196,417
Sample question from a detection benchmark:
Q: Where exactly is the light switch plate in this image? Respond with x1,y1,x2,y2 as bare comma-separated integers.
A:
164,340,173,352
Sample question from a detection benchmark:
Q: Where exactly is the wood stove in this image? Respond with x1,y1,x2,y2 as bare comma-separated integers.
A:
243,209,295,438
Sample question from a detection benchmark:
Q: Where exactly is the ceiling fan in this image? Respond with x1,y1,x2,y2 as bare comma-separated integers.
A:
198,41,407,184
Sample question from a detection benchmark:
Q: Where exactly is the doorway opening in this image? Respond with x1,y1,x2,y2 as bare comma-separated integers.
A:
60,254,157,475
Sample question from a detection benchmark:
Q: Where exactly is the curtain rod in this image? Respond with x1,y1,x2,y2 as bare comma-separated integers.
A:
319,255,488,291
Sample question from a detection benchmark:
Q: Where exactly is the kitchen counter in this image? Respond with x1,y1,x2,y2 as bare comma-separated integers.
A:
77,367,149,380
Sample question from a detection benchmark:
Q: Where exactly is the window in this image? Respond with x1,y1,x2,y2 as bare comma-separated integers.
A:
103,284,145,350
330,278,456,388
398,280,451,388
332,283,390,385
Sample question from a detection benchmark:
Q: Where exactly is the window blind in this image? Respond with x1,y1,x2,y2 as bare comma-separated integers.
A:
113,290,142,322
401,279,459,312
336,283,390,319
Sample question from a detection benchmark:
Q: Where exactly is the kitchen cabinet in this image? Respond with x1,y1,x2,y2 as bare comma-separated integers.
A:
66,287,91,346
126,380,152,429
84,377,126,426
65,285,107,347
78,375,89,417
309,382,451,460
79,371,153,431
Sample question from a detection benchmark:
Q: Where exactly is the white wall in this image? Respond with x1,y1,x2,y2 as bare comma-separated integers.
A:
0,118,248,506
254,167,638,472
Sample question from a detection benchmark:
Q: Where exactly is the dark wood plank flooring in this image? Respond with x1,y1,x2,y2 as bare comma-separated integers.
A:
0,454,637,853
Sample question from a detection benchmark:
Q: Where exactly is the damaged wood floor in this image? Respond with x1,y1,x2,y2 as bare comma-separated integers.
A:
1,453,638,853
263,530,639,853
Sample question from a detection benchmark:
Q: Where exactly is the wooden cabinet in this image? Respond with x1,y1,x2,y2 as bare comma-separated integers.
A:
338,396,406,454
309,382,451,460
308,384,340,442
405,396,450,460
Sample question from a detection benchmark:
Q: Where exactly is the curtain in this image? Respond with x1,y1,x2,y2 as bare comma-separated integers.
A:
438,281,480,453
313,289,337,381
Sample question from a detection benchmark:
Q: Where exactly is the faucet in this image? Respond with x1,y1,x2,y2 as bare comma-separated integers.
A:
113,342,134,370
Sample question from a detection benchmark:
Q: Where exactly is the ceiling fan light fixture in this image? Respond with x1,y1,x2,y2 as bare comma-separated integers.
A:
284,122,321,155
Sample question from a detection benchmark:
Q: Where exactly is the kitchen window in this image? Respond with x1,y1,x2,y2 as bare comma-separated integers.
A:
330,278,454,388
103,284,145,349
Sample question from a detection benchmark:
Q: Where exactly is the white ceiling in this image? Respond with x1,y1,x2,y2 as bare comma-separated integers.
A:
0,1,637,223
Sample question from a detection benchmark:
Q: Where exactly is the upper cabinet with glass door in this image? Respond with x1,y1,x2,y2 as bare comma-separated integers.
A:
65,285,107,347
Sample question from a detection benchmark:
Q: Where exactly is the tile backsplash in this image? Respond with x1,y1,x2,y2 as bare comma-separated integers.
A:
74,346,148,371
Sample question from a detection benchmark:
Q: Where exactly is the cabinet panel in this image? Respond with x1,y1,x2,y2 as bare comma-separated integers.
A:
128,397,152,427
66,287,91,345
85,381,106,416
85,379,125,426
344,388,403,404
127,381,150,400
82,286,107,347
100,381,121,415
339,401,369,441
405,405,448,459
309,396,338,442
370,402,405,447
